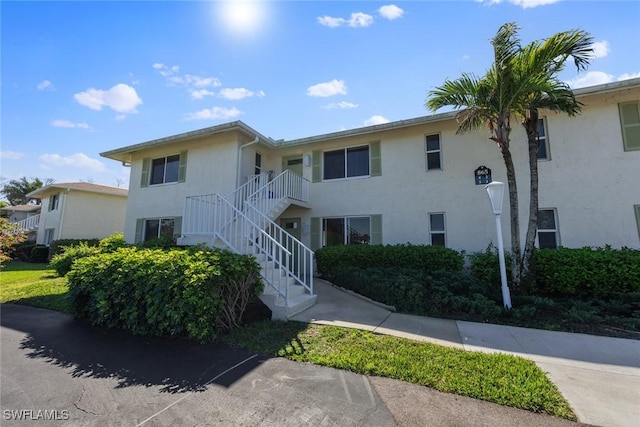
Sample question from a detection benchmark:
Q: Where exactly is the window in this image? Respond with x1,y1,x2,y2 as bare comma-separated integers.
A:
44,228,55,246
536,118,550,160
425,134,441,170
322,217,371,246
323,145,369,180
48,193,59,211
254,152,262,175
141,151,187,187
619,102,640,151
144,218,175,242
150,155,180,185
537,209,560,249
429,213,446,246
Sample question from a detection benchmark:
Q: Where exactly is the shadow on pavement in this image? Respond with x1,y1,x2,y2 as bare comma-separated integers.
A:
1,304,264,394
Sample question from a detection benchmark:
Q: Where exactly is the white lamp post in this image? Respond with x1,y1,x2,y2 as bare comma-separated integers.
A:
484,181,512,309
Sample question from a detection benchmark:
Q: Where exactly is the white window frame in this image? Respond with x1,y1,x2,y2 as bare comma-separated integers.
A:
143,217,175,242
322,216,371,246
428,212,446,247
48,193,60,211
425,134,442,171
536,117,551,161
44,228,55,246
537,208,560,249
322,144,371,181
149,154,180,186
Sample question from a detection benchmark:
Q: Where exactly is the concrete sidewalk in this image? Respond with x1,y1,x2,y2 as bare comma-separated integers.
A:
291,279,640,427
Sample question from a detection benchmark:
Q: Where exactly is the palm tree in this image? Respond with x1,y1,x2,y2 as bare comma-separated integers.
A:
426,22,592,290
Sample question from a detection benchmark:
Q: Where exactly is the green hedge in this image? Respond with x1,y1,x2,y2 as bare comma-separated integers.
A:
315,244,464,282
49,233,129,276
470,246,640,298
534,247,640,297
67,246,263,343
50,238,100,257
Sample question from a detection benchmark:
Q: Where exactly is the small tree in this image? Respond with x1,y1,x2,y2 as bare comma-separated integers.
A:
0,218,27,266
1,177,54,206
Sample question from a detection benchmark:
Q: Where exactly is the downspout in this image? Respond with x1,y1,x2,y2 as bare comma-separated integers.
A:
236,136,259,187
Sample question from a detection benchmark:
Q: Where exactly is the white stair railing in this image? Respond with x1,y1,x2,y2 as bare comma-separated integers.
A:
181,169,314,304
17,214,40,232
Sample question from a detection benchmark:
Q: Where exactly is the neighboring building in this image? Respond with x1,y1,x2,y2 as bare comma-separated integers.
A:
26,182,128,246
101,78,640,317
0,204,41,240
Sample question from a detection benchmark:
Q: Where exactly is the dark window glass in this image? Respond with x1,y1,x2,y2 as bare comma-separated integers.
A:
255,153,262,175
324,150,345,180
346,146,370,177
323,218,345,246
150,158,166,185
538,232,557,249
164,155,180,183
431,233,445,246
430,214,444,231
536,119,548,159
426,134,440,151
538,210,556,229
427,152,441,170
144,219,160,242
347,217,370,244
160,218,175,238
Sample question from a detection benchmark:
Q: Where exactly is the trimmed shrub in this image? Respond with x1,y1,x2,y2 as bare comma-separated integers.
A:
49,242,101,276
98,232,129,251
29,245,50,263
11,242,38,262
468,243,513,288
315,244,464,282
533,246,640,297
334,267,427,313
66,247,263,342
49,238,100,257
136,236,177,249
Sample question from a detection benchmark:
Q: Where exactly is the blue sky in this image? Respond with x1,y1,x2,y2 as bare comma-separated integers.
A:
2,0,639,189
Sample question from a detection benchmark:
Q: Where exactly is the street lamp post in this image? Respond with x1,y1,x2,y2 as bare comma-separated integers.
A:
484,181,512,309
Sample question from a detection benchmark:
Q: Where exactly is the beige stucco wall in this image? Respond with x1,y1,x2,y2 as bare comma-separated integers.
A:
60,191,127,240
35,191,127,244
118,84,640,251
123,132,243,243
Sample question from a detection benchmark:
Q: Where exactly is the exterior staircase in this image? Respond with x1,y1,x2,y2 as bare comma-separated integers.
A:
179,170,316,319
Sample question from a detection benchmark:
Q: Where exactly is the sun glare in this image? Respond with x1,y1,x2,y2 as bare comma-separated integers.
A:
218,0,267,38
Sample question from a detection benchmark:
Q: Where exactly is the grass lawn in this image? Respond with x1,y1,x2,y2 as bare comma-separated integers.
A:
1,261,575,420
224,320,576,420
0,262,71,313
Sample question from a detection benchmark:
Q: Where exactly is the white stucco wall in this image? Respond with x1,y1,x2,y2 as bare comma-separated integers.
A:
36,194,63,245
61,191,127,239
123,132,242,243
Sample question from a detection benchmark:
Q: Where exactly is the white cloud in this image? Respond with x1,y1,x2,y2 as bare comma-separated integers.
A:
307,79,347,97
478,0,560,8
218,88,265,100
364,115,390,126
590,41,610,59
37,80,54,90
324,101,358,110
74,83,142,113
0,151,25,160
39,153,106,173
51,119,90,129
152,63,180,77
378,5,404,20
191,89,215,100
318,12,374,28
184,106,243,121
566,71,613,88
115,114,127,121
618,72,640,81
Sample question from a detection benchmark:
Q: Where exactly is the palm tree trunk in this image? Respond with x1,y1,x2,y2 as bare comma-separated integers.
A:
522,114,540,293
500,147,522,291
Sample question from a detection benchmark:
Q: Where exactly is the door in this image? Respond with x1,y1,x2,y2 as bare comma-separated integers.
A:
282,156,303,176
280,217,302,274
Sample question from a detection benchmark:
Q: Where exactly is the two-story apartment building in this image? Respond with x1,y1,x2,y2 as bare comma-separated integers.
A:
101,78,640,317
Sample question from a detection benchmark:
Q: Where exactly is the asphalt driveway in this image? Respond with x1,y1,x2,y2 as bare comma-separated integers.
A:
1,304,586,426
